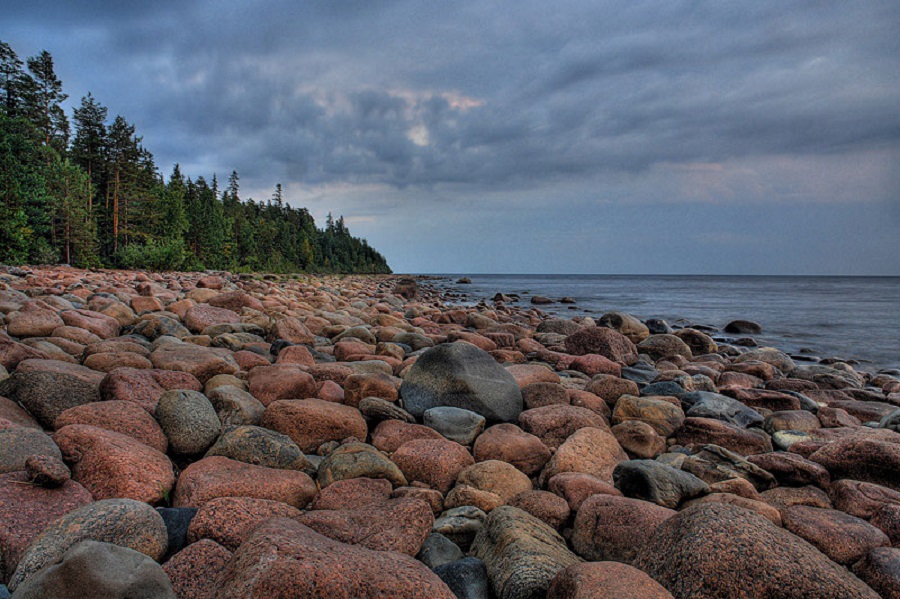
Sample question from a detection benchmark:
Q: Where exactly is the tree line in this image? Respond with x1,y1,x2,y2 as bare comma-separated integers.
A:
0,40,391,273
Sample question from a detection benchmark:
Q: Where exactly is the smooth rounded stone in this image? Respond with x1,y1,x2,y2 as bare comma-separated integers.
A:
613,460,709,509
724,319,762,334
563,327,638,366
433,506,488,551
548,561,674,599
681,492,783,526
424,407,486,445
880,408,900,433
58,309,121,339
183,305,240,334
206,385,265,426
792,364,865,390
400,342,524,423
310,477,392,511
187,496,302,551
209,517,455,598
54,400,168,453
810,428,900,491
470,506,582,599
620,362,660,385
571,494,677,563
676,417,772,456
764,410,821,434
393,485,444,515
418,533,464,570
261,398,368,454
518,404,609,450
0,472,92,583
521,382,570,410
299,496,434,556
772,430,812,450
155,507,198,561
343,372,398,408
633,503,879,599
8,498,168,592
735,347,796,373
829,479,900,519
536,318,582,336
643,318,673,335
505,364,561,388
679,444,777,491
611,395,685,437
680,391,765,428
99,367,202,413
612,420,667,458
393,438,475,493
247,364,317,406
204,373,247,394
444,484,504,513
0,335,51,371
11,540,175,599
636,335,693,361
747,451,831,488
782,505,889,565
268,317,315,345
0,397,38,429
455,460,533,503
173,456,317,509
673,328,717,356
585,375,641,408
761,485,834,514
473,424,551,476
359,396,416,422
316,442,408,488
433,557,491,599
546,472,622,512
372,419,445,453
507,490,570,530
0,359,103,428
53,424,175,503
6,308,65,338
0,427,61,474
853,548,900,599
155,389,221,456
205,425,313,472
871,504,900,545
640,381,687,398
149,343,239,384
597,312,650,344
24,455,70,487
162,539,233,599
539,427,628,487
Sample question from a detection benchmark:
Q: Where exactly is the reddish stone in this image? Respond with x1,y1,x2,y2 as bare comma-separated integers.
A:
567,389,610,418
455,460,533,503
505,364,561,388
392,438,475,493
187,496,303,550
269,317,315,345
760,485,834,513
809,428,900,491
342,372,398,408
391,486,444,516
248,364,317,406
183,305,241,333
853,548,900,599
130,296,164,314
99,367,202,413
232,349,270,371
0,396,39,429
871,504,900,545
522,382,570,410
25,455,70,486
519,404,609,450
676,417,773,456
162,539,233,599
546,472,623,512
6,307,65,338
584,375,641,409
315,379,345,403
83,351,153,372
507,490,570,530
0,471,93,581
782,505,889,565
612,421,667,459
572,494,676,562
371,419,444,453
149,343,239,384
0,334,51,370
829,479,900,519
309,477,393,511
568,354,622,377
196,275,225,289
682,493,783,526
55,400,168,453
299,497,433,555
261,398,367,453
208,290,264,312
722,388,801,412
59,308,121,339
208,518,455,598
548,562,674,599
275,344,316,367
539,427,628,486
308,363,355,385
564,327,638,365
817,406,862,428
52,424,174,504
473,423,551,476
746,452,830,489
173,456,317,509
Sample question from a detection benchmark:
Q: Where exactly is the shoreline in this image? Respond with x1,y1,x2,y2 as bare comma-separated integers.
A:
0,266,898,597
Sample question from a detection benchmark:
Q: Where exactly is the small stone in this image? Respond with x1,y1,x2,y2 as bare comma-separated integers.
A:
418,533,464,570
25,455,70,487
424,407,487,445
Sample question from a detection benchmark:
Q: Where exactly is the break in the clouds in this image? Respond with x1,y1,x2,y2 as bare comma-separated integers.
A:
5,0,900,273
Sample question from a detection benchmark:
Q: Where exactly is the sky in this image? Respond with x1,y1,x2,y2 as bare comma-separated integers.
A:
5,1,900,274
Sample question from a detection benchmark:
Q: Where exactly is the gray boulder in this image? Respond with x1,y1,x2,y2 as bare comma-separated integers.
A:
205,425,313,472
681,391,765,429
424,407,486,445
401,343,523,423
155,390,221,455
613,459,710,509
11,541,175,598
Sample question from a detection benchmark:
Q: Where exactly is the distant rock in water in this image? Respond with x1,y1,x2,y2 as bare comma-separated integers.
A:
724,319,762,334
531,295,554,305
456,278,472,284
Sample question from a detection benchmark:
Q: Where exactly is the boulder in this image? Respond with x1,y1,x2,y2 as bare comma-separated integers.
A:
316,442,407,487
676,417,772,456
400,343,524,423
208,518,455,598
205,425,312,472
680,391,764,428
853,548,900,599
247,364,317,406
207,385,266,426
781,505,889,565
310,477,393,511
261,398,367,453
155,389,221,456
424,406,486,445
564,327,638,365
11,541,175,599
473,424,550,476
539,427,628,486
392,438,475,493
507,490,570,531
0,359,102,428
809,428,900,491
149,343,239,384
611,395,685,437
162,539,232,599
99,367,202,413
187,496,302,551
633,503,879,599
636,335,692,361
371,419,445,453
54,400,168,453
571,493,675,562
613,460,709,509
518,404,609,450
470,506,582,599
548,562,674,599
8,498,168,592
0,427,61,474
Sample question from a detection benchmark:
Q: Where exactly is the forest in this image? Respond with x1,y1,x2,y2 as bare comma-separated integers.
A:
0,40,391,274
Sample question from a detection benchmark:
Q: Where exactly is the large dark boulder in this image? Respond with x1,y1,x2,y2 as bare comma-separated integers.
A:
633,503,879,598
400,343,523,423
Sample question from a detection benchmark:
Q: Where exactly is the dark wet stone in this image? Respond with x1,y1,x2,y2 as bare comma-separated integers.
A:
613,459,709,509
156,507,199,561
433,558,491,599
418,533,464,570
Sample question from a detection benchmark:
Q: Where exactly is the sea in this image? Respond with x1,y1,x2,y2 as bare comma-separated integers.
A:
425,275,900,374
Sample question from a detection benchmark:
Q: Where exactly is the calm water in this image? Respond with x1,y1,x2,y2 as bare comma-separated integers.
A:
427,275,900,373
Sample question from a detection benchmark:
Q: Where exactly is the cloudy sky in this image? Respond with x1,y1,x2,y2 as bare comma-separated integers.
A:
6,1,900,274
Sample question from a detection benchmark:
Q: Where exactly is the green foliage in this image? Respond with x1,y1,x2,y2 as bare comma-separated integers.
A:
0,39,391,274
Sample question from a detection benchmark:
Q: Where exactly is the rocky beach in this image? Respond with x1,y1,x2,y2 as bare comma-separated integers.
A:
0,266,898,598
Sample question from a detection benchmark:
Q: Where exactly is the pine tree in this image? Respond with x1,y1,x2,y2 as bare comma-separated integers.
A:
24,50,69,152
0,40,32,118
